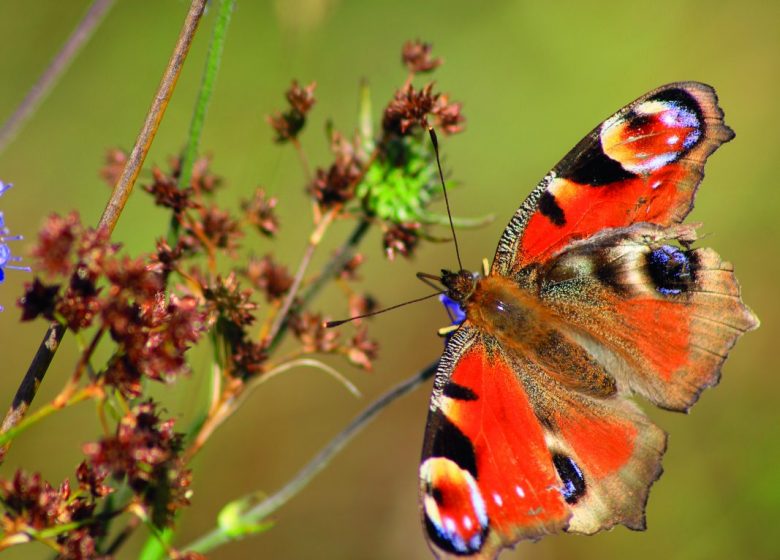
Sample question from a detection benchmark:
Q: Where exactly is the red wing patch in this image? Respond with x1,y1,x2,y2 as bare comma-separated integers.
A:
492,82,733,273
420,327,568,559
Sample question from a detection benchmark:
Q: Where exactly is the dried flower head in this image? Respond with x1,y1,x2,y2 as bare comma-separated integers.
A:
144,167,193,214
32,212,81,277
100,148,128,187
0,469,107,558
339,253,364,281
231,337,268,378
18,278,59,321
382,83,436,136
188,155,222,195
402,40,442,74
431,93,465,135
83,401,190,526
267,80,317,143
383,222,420,260
198,206,243,253
245,254,293,302
203,273,258,329
241,188,280,237
291,311,340,353
286,80,317,114
346,327,379,371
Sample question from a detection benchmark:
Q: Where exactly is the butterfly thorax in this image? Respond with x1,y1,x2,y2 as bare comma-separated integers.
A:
464,275,550,352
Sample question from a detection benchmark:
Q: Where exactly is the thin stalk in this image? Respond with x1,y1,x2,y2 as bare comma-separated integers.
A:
177,0,236,195
0,0,209,464
266,217,371,354
184,359,438,554
0,0,116,154
263,206,338,347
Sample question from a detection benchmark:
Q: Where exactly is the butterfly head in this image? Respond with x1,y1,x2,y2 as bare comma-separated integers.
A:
440,269,479,305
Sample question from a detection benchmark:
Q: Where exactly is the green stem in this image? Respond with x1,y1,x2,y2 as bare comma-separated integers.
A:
177,0,235,194
183,359,438,554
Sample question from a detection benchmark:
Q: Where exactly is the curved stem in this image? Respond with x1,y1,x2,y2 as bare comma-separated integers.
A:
0,0,209,464
184,359,438,554
0,0,116,155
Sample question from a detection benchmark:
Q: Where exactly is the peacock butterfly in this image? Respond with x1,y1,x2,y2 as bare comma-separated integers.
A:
419,82,758,559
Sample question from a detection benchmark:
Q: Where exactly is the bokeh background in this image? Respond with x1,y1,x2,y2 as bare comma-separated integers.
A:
0,1,777,559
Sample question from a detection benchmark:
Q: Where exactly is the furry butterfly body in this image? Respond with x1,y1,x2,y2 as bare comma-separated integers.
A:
419,82,758,559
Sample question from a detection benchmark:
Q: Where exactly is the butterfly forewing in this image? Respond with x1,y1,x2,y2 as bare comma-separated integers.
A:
492,82,734,273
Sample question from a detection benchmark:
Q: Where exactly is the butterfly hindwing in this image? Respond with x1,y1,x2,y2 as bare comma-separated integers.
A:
492,82,734,273
527,223,758,410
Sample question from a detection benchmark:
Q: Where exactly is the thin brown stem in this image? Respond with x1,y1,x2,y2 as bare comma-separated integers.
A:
264,206,339,347
0,0,116,154
0,0,209,464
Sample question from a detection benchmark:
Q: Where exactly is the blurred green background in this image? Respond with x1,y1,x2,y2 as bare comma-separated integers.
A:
0,1,777,559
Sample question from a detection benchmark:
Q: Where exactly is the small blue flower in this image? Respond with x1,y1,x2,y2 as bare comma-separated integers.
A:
439,293,466,326
0,181,31,310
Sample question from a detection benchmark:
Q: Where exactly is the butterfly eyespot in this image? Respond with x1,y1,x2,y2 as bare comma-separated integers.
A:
600,88,703,175
552,453,586,504
647,245,695,295
420,457,489,556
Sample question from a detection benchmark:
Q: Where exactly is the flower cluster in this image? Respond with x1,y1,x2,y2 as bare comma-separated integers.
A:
83,401,189,528
267,81,317,143
0,465,110,559
18,213,206,395
1,38,469,558
286,40,466,261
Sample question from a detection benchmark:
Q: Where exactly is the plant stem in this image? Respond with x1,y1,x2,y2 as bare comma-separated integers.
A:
177,0,236,195
0,0,116,155
264,206,339,348
184,359,438,554
0,0,209,465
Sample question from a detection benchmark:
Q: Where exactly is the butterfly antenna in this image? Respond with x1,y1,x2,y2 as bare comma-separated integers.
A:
428,127,463,271
324,290,445,328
